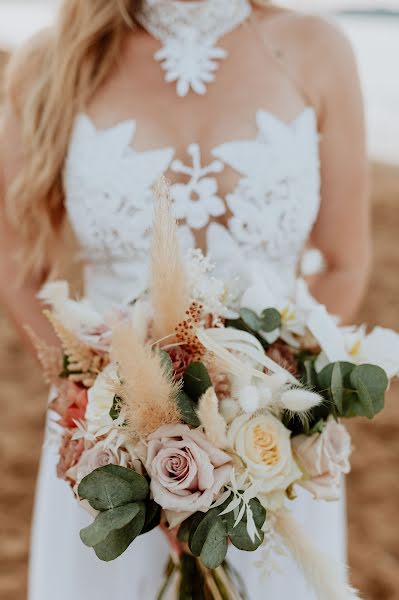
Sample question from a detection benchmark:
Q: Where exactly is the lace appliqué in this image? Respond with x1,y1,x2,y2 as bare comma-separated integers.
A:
170,144,225,229
136,0,251,97
64,108,320,307
212,108,320,265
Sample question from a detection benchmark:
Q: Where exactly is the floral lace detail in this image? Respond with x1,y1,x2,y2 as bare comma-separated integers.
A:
170,144,225,229
64,108,320,309
136,0,251,96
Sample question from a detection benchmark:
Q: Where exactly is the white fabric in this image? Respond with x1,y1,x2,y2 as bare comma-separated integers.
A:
29,105,348,600
136,0,252,96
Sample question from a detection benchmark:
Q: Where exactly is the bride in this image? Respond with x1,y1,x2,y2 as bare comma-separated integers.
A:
0,1,370,598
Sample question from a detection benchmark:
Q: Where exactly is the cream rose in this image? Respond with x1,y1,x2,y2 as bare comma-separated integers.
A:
145,424,232,516
292,417,352,501
227,413,301,508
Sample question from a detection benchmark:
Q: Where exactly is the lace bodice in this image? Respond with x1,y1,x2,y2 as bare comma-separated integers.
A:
64,107,321,310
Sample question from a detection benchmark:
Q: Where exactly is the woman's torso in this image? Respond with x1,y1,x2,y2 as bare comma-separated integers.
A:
63,8,321,309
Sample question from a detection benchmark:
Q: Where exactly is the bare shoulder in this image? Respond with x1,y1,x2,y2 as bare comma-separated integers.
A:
254,7,358,106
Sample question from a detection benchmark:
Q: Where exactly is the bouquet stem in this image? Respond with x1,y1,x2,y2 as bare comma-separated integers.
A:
157,553,247,600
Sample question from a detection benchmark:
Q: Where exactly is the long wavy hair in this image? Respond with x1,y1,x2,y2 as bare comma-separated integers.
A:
4,0,268,280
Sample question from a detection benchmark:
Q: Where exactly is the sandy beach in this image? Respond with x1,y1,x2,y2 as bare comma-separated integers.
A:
1,36,399,600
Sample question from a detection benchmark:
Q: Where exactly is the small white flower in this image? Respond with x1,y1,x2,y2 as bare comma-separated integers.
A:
85,364,119,438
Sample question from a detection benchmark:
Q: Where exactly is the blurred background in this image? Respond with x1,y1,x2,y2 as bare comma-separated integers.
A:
0,1,398,599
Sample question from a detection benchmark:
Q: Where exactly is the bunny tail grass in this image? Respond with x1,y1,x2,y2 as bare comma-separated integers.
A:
112,323,181,440
150,178,190,341
197,387,228,448
274,510,361,600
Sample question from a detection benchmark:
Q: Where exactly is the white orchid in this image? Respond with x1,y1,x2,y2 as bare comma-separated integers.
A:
343,325,399,378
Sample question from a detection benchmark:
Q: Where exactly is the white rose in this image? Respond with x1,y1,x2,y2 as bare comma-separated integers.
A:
292,417,352,501
227,413,301,509
85,364,118,436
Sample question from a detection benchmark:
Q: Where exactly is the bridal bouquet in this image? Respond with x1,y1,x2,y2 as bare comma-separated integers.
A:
31,185,397,600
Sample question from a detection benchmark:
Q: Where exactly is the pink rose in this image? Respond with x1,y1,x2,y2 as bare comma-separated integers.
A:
145,424,232,515
292,418,352,500
69,438,136,485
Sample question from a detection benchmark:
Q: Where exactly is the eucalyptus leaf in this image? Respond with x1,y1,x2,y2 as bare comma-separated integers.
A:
78,465,149,511
239,308,262,333
349,364,388,419
93,502,146,561
177,392,201,427
318,361,356,416
183,362,212,401
199,519,228,569
80,503,141,548
177,512,204,543
260,308,281,333
189,510,219,557
331,362,344,414
224,498,265,552
141,499,162,535
78,471,137,511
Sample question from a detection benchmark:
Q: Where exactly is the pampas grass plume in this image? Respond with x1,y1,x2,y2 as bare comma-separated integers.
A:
150,178,190,341
274,510,360,600
112,323,181,439
197,387,228,448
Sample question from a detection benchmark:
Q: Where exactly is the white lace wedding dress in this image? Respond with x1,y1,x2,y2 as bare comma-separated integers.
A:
28,104,347,599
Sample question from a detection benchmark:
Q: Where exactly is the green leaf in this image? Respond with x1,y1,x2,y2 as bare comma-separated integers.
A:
199,519,228,569
183,362,212,401
93,502,146,561
78,465,149,510
260,308,281,333
177,512,204,543
331,362,344,414
109,395,122,421
318,361,356,416
239,308,262,333
224,498,266,552
80,503,141,548
177,391,201,427
141,499,161,535
349,364,388,419
159,349,174,378
189,510,218,557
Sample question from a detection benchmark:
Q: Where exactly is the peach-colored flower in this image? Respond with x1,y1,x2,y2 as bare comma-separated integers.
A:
292,418,352,501
145,424,232,515
57,432,85,481
55,381,88,429
69,437,136,485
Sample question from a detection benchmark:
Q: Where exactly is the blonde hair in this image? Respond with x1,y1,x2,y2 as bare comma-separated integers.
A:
4,0,267,281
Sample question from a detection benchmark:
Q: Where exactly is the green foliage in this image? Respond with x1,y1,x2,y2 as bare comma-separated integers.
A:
180,495,266,569
286,359,388,436
93,503,146,561
109,395,122,421
80,503,141,547
78,465,149,511
260,308,282,332
141,499,162,534
183,362,212,401
78,465,154,561
159,349,174,378
239,308,262,332
176,391,201,427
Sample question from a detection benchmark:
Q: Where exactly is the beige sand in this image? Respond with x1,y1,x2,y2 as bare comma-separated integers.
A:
1,52,399,599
